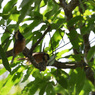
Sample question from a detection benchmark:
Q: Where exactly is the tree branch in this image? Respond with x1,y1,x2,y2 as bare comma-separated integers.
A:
52,61,80,69
83,34,90,59
59,0,79,20
58,0,95,84
2,46,94,83
2,47,80,70
67,0,79,12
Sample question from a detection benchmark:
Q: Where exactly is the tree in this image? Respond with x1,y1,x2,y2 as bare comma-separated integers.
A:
0,0,95,95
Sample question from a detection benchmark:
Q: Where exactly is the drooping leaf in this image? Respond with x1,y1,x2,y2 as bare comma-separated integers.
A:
68,69,77,92
79,80,94,95
39,82,47,95
0,45,11,72
12,72,23,85
87,46,95,61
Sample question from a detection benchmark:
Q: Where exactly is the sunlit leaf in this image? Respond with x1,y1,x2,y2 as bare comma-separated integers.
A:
0,67,6,75
0,75,13,95
9,14,19,21
56,49,69,59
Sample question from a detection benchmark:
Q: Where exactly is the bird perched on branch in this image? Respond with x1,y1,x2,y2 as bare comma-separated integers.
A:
11,30,25,64
32,52,50,71
32,52,49,64
19,52,49,71
19,52,49,65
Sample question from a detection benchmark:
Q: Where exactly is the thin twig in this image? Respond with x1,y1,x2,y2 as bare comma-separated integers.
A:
49,31,54,54
29,25,51,55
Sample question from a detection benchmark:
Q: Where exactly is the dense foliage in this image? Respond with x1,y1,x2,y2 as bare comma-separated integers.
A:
0,0,95,95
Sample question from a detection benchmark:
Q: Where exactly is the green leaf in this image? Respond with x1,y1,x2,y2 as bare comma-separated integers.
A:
22,78,41,94
70,54,82,62
32,69,42,78
0,0,3,8
46,82,55,95
3,0,17,14
34,0,42,11
87,46,95,61
87,1,95,6
22,67,34,82
40,0,46,7
79,80,94,95
67,16,83,27
76,68,85,95
29,84,39,95
0,45,11,72
39,83,47,95
12,72,23,85
52,18,65,29
32,12,43,20
69,69,77,91
1,33,10,44
81,26,90,35
7,24,17,30
21,81,33,94
9,14,19,21
0,18,5,25
44,1,59,20
56,74,68,89
20,0,30,8
68,31,81,49
50,30,64,50
3,39,12,52
17,1,34,27
56,49,69,59
0,76,14,95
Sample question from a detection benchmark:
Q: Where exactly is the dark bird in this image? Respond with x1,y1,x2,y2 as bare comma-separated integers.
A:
11,30,25,64
32,52,49,64
18,52,49,64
